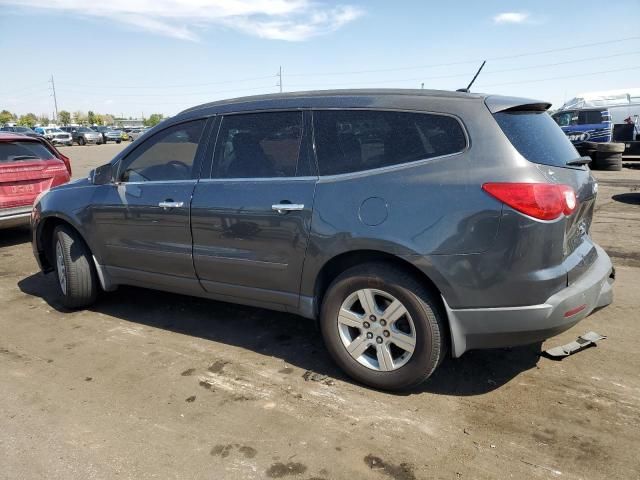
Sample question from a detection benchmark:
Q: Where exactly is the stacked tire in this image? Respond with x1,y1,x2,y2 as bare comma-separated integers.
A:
584,142,625,171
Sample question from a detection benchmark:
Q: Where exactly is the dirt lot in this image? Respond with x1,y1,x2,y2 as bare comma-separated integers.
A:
1,143,639,479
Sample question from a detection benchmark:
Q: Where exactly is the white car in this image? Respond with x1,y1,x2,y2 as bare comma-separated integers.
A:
34,127,73,146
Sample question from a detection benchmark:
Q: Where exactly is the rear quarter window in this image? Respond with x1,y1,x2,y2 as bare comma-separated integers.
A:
313,110,467,176
494,111,579,168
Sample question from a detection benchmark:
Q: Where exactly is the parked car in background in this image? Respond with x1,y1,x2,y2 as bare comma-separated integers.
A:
1,132,71,229
34,127,73,146
0,125,43,138
31,89,614,391
120,130,129,141
92,126,122,144
60,126,102,145
127,127,149,141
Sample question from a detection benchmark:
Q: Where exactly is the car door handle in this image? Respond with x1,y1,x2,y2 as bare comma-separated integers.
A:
158,201,184,209
272,203,304,214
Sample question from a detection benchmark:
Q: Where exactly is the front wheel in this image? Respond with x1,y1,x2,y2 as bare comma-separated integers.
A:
116,139,121,144
320,263,446,391
78,137,86,146
53,225,98,309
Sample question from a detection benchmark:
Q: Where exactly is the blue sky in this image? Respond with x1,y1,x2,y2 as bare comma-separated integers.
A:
1,0,639,119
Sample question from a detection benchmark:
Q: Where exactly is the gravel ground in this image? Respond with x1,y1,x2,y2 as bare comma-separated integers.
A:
1,144,639,479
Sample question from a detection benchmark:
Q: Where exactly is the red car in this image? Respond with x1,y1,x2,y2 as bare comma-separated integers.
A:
0,133,71,229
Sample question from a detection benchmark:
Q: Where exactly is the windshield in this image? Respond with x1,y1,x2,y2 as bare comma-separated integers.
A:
494,110,580,168
78,127,93,132
0,141,54,162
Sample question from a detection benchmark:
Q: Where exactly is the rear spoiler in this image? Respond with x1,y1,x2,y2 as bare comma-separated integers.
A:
485,95,552,114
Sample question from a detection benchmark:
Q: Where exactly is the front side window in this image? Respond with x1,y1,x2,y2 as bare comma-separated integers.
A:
552,111,577,127
313,110,467,176
212,111,303,179
119,119,205,182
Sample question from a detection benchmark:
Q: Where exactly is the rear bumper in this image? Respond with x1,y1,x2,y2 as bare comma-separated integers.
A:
444,244,614,357
0,206,32,229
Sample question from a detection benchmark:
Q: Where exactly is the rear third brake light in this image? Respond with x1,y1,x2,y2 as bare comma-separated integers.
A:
482,183,577,221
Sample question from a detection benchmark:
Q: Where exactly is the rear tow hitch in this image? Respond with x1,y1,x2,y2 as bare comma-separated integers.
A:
543,331,606,359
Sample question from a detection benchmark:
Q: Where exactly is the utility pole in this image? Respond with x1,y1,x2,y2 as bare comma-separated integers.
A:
277,66,283,93
49,74,59,122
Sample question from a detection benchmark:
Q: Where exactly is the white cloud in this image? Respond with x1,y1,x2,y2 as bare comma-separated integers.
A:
493,12,529,24
0,0,363,41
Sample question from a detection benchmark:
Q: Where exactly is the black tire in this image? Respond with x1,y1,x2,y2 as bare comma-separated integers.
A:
593,151,623,171
52,225,98,309
116,139,121,144
596,142,625,153
78,137,86,146
320,263,446,391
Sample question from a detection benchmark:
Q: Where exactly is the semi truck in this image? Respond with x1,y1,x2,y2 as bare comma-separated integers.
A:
552,88,640,169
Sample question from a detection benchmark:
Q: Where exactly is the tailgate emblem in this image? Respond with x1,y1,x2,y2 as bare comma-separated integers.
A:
577,221,587,236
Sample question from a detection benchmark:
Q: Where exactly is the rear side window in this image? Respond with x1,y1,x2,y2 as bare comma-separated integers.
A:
313,110,466,175
578,110,603,125
494,111,579,167
0,141,54,162
212,111,303,179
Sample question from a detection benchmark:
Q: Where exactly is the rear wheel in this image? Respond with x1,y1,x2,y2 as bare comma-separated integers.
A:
78,137,86,146
116,139,121,144
53,225,98,309
320,263,446,391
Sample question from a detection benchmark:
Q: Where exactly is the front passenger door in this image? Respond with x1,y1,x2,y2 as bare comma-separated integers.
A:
89,118,209,289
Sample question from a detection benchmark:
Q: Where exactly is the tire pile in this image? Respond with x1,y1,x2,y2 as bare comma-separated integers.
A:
579,141,625,171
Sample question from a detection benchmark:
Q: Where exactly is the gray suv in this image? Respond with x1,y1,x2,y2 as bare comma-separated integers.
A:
31,89,614,390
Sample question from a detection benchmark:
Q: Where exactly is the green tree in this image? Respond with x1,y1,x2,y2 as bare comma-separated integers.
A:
58,110,71,125
103,114,114,125
38,114,50,126
87,110,96,125
0,109,16,125
73,111,87,125
94,113,104,126
18,113,38,128
144,113,164,127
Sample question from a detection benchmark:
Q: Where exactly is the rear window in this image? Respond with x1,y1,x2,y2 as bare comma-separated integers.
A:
494,111,579,167
314,110,467,175
0,141,54,163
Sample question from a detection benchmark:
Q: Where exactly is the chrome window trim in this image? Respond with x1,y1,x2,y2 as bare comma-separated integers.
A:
316,150,467,183
197,176,317,183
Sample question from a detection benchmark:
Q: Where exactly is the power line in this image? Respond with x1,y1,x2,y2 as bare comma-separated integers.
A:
286,52,640,89
286,35,640,77
476,65,640,88
56,74,277,90
55,84,275,98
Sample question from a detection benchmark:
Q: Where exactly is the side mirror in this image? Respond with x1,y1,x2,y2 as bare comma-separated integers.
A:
90,163,113,185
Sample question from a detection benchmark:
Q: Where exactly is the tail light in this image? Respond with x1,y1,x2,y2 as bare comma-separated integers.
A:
482,183,577,221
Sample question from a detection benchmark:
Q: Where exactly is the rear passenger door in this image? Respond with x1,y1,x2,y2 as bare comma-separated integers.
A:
191,111,317,309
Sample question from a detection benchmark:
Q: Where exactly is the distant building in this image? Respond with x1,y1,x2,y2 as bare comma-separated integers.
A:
115,118,144,128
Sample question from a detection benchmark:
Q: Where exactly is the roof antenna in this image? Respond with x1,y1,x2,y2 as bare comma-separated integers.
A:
457,60,486,93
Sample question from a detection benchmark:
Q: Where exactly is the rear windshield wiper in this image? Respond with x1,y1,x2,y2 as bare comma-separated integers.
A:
566,156,592,166
8,155,40,161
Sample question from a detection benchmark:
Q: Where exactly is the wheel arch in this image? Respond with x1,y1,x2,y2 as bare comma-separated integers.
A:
312,249,449,323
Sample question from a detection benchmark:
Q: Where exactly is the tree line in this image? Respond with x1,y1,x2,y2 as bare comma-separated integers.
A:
0,109,164,128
